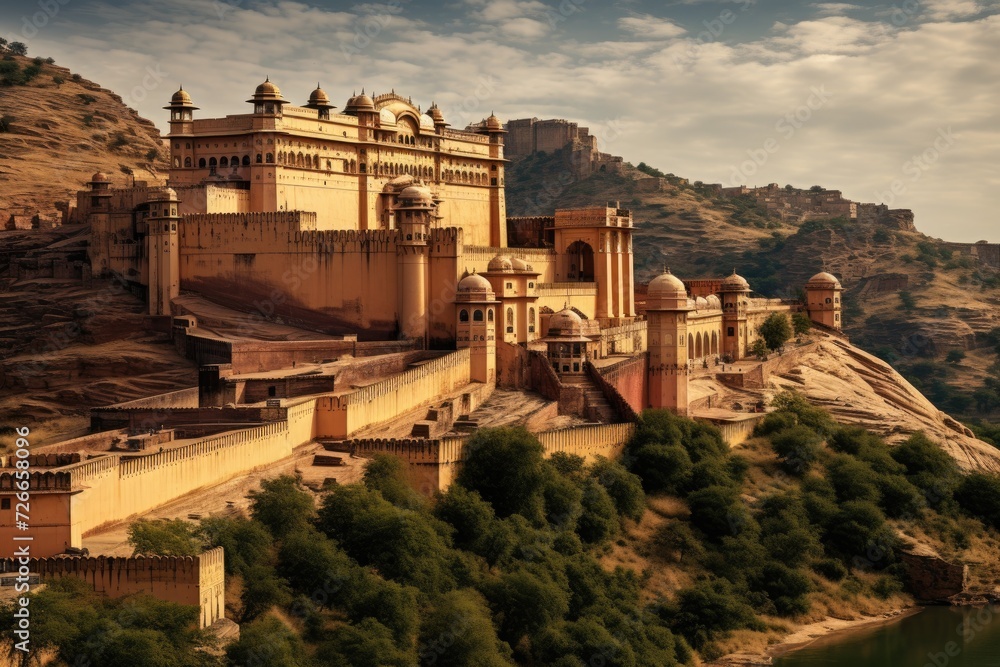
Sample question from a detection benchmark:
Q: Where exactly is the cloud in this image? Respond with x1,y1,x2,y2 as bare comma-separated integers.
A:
19,0,1000,241
811,3,860,16
618,14,687,40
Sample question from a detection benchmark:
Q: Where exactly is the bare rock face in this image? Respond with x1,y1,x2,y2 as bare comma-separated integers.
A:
899,544,968,602
768,337,1000,474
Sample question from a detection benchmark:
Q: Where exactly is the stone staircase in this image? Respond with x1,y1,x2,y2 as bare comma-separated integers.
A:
561,375,618,423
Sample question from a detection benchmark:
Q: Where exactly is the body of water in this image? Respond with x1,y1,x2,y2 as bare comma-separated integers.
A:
773,605,1000,667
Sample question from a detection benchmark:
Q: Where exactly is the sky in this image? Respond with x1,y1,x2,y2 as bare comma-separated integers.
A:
3,0,998,241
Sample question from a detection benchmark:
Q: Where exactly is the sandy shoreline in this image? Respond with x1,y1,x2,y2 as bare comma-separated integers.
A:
706,606,922,666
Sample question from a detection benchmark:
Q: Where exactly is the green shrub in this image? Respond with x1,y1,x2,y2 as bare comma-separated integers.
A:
758,313,792,351
813,558,848,581
127,518,201,556
771,425,825,474
954,473,1000,529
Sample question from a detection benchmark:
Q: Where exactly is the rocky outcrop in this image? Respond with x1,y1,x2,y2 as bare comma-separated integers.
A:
768,336,1000,474
899,544,968,602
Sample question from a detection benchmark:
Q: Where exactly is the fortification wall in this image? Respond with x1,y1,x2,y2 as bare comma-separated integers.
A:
104,388,200,410
351,421,636,493
90,405,285,434
946,241,1000,268
700,415,766,446
0,548,225,628
595,353,647,417
315,350,472,439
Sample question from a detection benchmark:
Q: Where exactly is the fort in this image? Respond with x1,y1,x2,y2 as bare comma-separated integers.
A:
0,80,843,629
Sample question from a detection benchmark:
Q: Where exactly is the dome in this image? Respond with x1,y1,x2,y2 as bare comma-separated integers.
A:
346,91,375,111
510,257,528,271
485,113,504,131
695,296,709,309
396,185,435,209
647,270,686,298
807,271,842,289
420,113,435,131
721,270,751,292
547,307,584,336
307,84,332,107
457,272,492,293
90,171,110,183
706,294,722,309
428,104,447,125
168,87,195,107
488,255,514,272
148,187,178,202
646,269,690,311
253,78,282,99
379,108,397,126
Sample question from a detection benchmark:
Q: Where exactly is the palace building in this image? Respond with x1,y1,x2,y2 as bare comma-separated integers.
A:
8,80,843,559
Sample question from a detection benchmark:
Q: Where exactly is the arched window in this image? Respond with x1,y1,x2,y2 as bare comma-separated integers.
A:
209,157,218,167
256,154,263,163
184,157,192,168
220,157,229,168
173,157,180,168
231,155,239,166
266,153,274,163
459,309,469,322
473,309,484,322
198,158,206,168
242,155,251,166
528,308,535,333
488,309,494,322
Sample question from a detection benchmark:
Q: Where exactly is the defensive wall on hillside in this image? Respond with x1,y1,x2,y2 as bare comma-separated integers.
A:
313,349,478,439
351,422,637,493
945,241,1000,268
593,353,648,418
0,400,317,557
0,548,225,628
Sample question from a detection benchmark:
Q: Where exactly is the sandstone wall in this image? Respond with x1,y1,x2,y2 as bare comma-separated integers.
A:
0,548,225,628
595,353,647,417
314,349,473,439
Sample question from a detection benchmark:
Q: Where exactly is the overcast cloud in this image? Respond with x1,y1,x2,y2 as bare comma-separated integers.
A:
2,0,998,241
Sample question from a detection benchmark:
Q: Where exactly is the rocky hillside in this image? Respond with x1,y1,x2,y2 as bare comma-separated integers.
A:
0,228,196,445
508,149,1000,423
0,53,167,225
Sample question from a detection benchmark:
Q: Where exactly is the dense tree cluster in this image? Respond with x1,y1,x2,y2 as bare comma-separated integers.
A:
3,404,999,665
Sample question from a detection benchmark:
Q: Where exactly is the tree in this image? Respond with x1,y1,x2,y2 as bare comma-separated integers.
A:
749,338,769,360
791,312,812,335
225,615,306,667
946,349,966,364
484,568,570,645
417,590,513,667
8,42,27,56
52,75,64,87
248,475,315,539
899,291,916,311
0,116,11,133
955,474,1000,530
588,456,645,521
127,518,202,556
145,148,159,162
758,313,792,351
770,425,824,474
456,427,547,520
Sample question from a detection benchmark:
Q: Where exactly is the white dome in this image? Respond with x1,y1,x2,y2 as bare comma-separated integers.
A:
379,108,397,126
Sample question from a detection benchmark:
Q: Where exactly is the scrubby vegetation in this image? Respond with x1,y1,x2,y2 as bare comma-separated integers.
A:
4,400,1000,665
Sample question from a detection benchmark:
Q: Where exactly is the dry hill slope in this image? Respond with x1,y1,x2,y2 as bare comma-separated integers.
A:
0,53,167,223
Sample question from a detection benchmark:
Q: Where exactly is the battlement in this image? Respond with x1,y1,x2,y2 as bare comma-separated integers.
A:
0,548,225,628
342,349,470,406
182,210,318,231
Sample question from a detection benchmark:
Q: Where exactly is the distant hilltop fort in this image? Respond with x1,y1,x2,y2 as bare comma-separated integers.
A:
713,183,916,230
504,117,624,178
